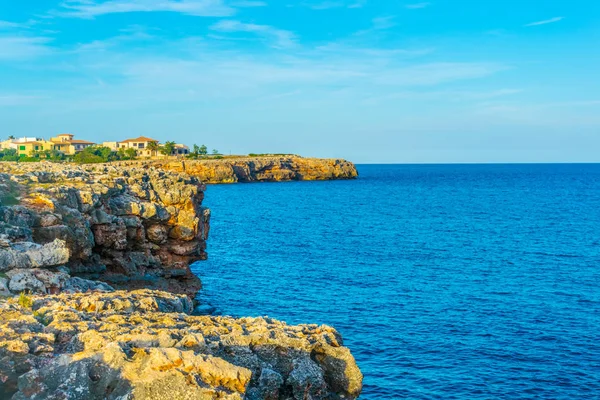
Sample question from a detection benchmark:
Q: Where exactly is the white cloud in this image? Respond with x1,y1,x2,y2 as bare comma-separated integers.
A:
405,2,430,9
210,20,297,48
298,1,365,10
58,0,235,18
0,21,23,29
230,1,267,6
373,62,509,86
372,16,396,30
524,17,564,27
0,36,52,60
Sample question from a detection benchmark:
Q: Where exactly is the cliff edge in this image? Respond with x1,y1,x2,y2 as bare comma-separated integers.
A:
0,162,210,297
149,156,359,184
0,161,363,399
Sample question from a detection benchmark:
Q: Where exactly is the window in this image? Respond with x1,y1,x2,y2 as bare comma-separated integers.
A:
138,143,145,149
19,145,25,151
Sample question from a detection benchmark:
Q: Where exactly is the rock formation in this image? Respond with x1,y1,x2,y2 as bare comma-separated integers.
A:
0,161,363,399
0,290,362,399
144,156,358,184
0,162,210,297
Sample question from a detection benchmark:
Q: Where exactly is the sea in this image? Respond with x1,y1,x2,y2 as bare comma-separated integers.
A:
191,164,600,399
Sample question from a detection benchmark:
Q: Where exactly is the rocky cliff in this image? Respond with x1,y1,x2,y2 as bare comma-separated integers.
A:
148,156,359,184
0,161,363,399
0,290,362,399
0,162,210,297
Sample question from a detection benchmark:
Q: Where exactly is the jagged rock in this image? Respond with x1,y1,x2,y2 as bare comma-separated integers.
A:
0,290,363,399
0,163,210,297
0,239,69,272
0,277,10,296
146,224,168,244
62,277,114,294
147,156,359,184
6,270,46,294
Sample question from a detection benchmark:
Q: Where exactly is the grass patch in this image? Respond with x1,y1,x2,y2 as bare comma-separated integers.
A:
18,292,33,308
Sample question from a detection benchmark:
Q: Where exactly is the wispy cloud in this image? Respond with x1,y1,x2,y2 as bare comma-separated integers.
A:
352,15,397,36
405,2,430,9
374,62,509,86
230,0,267,6
298,0,365,10
58,0,235,18
0,21,24,29
524,17,564,27
210,20,297,48
0,36,52,60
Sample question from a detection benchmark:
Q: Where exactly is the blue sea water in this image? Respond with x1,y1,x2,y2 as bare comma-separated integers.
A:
191,164,600,399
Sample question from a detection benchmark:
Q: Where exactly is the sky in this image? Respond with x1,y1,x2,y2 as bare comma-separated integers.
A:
0,0,599,163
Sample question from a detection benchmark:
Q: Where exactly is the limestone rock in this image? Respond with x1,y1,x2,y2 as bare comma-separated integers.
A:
0,163,209,297
0,239,69,272
0,290,362,399
149,156,359,184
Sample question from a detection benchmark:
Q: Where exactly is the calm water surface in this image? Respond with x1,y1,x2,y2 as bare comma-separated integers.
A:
192,164,600,399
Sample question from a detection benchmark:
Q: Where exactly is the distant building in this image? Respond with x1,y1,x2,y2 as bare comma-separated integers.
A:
15,140,45,157
172,144,190,156
102,141,119,151
118,136,159,158
49,134,95,155
2,133,190,159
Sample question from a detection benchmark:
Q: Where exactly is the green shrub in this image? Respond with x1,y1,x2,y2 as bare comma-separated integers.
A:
18,292,33,308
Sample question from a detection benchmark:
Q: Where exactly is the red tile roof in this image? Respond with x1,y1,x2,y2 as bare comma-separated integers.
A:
119,136,159,143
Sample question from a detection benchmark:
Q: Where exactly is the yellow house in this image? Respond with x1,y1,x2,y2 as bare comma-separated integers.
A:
118,136,160,158
15,140,48,157
49,134,95,155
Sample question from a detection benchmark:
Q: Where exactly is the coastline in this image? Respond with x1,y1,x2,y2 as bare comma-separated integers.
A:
117,156,359,184
0,161,363,399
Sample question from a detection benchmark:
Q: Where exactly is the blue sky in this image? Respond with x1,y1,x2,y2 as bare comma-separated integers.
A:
1,0,599,162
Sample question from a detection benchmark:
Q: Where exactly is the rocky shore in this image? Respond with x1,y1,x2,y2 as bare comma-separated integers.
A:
0,162,209,297
0,162,362,399
147,156,359,184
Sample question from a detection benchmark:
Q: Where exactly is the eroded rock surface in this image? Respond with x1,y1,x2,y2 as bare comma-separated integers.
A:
0,162,210,296
140,156,358,184
0,290,363,399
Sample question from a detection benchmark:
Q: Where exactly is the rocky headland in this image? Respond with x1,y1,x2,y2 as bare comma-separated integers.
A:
0,162,362,399
144,156,358,184
0,162,210,297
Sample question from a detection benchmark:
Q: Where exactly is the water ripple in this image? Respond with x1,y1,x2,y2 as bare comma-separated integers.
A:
192,164,600,399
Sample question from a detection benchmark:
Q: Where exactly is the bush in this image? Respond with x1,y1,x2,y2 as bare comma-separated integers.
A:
0,148,19,161
18,292,33,308
73,146,123,164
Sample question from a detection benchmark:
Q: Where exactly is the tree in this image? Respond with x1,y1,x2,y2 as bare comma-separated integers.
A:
147,141,160,157
199,145,208,156
8,135,15,140
160,141,176,156
212,149,220,155
193,144,200,155
124,148,137,160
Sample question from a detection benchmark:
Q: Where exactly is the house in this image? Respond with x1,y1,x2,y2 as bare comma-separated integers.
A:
172,144,190,156
102,142,119,151
118,136,159,158
0,139,16,150
15,140,46,157
49,134,95,155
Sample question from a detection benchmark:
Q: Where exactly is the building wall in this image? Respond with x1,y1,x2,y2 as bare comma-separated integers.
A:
118,141,157,158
